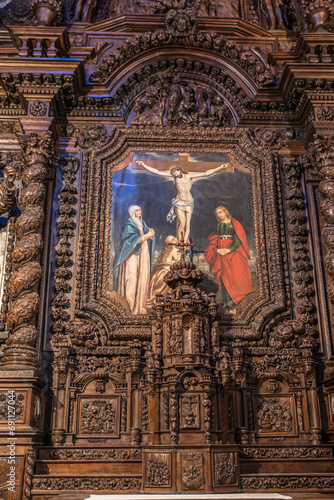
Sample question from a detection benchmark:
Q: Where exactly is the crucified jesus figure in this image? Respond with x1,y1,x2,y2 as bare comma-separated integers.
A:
136,160,230,243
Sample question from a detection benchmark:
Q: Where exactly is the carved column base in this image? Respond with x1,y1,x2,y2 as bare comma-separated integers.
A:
309,427,322,445
52,428,66,446
130,427,142,446
238,427,250,444
0,346,38,371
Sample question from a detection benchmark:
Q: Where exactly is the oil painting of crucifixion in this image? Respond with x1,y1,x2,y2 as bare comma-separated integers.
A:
109,152,257,315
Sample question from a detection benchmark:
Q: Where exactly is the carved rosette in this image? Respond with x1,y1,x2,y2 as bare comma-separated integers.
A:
2,132,54,369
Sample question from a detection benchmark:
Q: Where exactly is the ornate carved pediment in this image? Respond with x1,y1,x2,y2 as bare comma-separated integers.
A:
90,30,275,89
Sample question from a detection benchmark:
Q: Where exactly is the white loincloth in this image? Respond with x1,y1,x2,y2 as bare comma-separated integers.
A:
166,197,194,223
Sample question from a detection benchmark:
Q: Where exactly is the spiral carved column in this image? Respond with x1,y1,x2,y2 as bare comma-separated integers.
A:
1,132,54,370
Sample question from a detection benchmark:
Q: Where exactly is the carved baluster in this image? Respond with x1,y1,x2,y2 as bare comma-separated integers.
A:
52,349,70,445
2,132,54,370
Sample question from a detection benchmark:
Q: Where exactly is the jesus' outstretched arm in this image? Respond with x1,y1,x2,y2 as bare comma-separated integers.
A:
190,162,230,179
136,160,171,177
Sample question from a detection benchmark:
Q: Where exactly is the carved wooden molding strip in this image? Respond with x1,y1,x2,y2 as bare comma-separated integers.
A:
241,475,334,489
32,476,142,490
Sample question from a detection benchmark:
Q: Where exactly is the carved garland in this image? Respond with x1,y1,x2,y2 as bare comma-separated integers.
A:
52,155,79,341
3,132,54,369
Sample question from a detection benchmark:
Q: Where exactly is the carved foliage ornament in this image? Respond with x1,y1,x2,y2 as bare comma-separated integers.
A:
0,392,24,420
305,137,334,359
317,103,334,122
215,462,237,485
33,477,142,490
52,155,80,343
0,165,17,216
48,448,141,460
78,123,108,149
273,159,318,349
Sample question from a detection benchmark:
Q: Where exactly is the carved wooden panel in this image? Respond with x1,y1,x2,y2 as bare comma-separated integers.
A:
144,452,172,489
255,395,296,436
76,396,119,438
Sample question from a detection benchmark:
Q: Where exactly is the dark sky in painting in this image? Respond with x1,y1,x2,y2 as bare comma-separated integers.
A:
110,152,255,267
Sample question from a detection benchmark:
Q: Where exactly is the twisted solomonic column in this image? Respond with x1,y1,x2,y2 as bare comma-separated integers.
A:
1,132,54,370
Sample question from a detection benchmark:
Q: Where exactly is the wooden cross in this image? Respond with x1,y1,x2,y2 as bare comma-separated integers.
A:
133,153,234,173
177,231,196,262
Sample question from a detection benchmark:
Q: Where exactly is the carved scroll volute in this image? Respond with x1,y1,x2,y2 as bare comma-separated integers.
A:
1,132,54,370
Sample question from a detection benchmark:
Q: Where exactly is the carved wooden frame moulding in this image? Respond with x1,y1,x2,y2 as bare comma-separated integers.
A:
74,125,288,342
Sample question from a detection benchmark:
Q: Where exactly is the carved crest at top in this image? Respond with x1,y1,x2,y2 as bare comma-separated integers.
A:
165,8,197,36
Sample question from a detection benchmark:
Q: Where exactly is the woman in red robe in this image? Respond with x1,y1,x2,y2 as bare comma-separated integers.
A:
204,206,252,311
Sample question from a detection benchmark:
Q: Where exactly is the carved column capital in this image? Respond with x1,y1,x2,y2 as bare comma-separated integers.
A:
17,132,54,167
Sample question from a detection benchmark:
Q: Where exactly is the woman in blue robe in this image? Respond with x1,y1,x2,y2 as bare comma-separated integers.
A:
113,205,155,314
